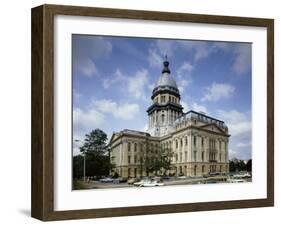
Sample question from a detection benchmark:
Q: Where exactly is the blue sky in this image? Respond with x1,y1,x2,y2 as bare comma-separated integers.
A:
72,35,252,160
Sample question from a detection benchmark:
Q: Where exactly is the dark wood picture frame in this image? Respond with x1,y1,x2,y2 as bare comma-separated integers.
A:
31,4,274,221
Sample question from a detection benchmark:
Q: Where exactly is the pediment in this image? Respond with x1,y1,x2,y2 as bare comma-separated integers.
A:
109,132,120,144
200,123,226,134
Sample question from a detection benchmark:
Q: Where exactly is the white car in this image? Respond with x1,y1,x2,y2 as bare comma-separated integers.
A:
99,177,114,183
227,178,246,183
139,180,164,187
133,179,150,186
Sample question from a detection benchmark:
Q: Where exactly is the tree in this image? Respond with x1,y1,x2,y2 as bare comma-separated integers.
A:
73,129,112,178
246,159,252,172
229,159,248,172
145,146,173,176
73,154,84,178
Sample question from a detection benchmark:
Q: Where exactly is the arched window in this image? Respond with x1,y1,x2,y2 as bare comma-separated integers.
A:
161,114,165,123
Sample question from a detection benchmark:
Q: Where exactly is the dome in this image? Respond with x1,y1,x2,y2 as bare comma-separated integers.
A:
155,72,178,89
154,60,178,90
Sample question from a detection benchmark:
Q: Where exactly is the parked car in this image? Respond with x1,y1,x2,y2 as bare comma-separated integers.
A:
127,178,139,185
139,180,164,187
133,178,150,186
114,177,128,183
99,177,114,183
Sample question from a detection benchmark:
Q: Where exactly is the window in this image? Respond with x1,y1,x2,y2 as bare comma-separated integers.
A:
134,143,137,152
128,142,131,152
180,152,182,162
194,165,197,176
175,153,178,162
134,155,137,163
202,151,204,162
128,156,131,164
169,96,171,102
194,151,197,162
161,114,165,123
180,139,183,147
219,153,222,162
202,165,205,173
194,136,196,146
128,168,131,177
185,136,188,146
201,138,204,147
176,140,178,148
185,151,187,161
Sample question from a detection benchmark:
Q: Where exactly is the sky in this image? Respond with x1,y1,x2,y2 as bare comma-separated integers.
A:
72,34,252,160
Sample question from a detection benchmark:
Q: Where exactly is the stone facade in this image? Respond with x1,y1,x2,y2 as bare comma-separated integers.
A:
109,59,230,178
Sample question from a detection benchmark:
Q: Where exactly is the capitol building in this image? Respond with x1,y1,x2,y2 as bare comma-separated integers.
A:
109,59,230,178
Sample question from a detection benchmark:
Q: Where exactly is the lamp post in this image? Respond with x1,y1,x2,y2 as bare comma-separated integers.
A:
75,139,86,182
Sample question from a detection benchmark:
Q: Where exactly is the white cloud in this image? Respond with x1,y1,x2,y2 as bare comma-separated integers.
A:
178,40,213,62
229,149,238,159
176,61,193,93
128,69,149,100
201,83,235,102
232,44,252,75
103,69,149,101
73,107,105,131
216,110,251,137
141,124,148,132
103,69,126,89
94,99,140,120
181,100,189,112
155,40,174,57
73,107,105,155
148,48,163,68
177,62,194,75
114,103,140,120
192,102,208,114
78,58,98,77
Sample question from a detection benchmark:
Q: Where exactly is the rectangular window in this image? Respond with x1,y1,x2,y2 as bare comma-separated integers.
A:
128,168,131,177
134,156,137,163
202,152,204,162
201,138,204,147
194,136,196,146
128,156,131,164
194,151,197,162
185,151,187,161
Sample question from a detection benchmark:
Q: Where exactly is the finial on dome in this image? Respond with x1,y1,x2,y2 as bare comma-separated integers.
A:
162,55,170,74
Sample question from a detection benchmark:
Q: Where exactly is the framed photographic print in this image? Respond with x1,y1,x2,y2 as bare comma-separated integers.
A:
31,4,274,221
